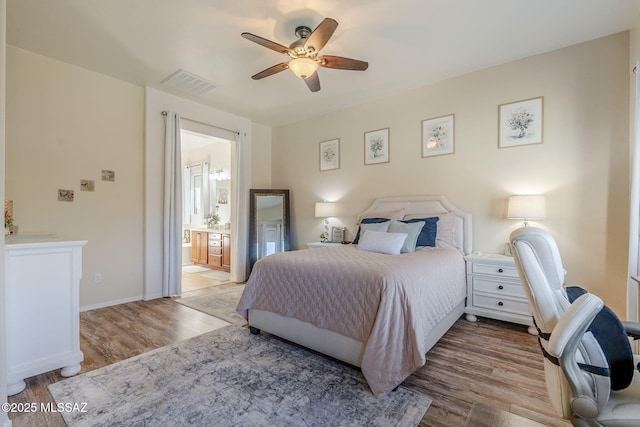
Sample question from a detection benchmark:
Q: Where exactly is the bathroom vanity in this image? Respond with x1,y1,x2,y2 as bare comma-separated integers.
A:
4,236,86,395
191,229,231,272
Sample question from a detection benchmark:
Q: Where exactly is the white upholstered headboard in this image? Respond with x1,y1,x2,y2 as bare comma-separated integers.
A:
357,195,472,254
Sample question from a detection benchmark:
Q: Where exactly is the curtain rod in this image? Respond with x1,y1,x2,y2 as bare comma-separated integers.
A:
162,111,239,135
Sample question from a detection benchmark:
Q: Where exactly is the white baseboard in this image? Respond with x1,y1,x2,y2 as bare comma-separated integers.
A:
80,295,143,312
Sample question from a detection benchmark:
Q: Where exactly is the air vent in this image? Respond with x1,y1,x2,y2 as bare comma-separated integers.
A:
161,69,218,95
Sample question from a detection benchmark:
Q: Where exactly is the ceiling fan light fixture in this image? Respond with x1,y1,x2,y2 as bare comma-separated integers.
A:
288,57,318,79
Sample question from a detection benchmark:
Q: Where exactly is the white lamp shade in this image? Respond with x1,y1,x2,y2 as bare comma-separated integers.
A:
289,57,318,79
315,202,335,218
507,195,546,220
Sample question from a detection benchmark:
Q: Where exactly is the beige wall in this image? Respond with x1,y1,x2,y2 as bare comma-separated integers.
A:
6,46,145,309
251,122,272,188
272,32,631,316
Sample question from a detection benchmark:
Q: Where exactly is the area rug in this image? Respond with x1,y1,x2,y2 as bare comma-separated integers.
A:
49,326,431,427
176,285,246,326
182,265,210,273
200,270,231,281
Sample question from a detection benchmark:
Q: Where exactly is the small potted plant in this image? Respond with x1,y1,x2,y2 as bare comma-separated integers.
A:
205,212,221,229
4,209,13,235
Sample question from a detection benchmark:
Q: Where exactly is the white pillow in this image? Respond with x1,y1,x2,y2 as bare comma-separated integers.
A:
357,230,408,255
355,221,391,243
388,220,425,253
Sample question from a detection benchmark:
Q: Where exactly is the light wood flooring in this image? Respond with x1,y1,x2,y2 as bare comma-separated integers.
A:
7,282,570,427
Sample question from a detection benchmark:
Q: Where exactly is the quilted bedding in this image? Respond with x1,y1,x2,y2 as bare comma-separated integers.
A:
236,245,466,396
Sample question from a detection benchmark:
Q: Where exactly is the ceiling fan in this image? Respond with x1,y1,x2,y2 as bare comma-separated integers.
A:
241,18,368,92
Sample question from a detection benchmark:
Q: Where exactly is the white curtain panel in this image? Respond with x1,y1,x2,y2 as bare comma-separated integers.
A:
231,131,249,282
163,111,183,297
629,60,640,344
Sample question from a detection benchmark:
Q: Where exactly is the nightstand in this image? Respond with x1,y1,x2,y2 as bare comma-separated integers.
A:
307,242,344,248
465,253,537,335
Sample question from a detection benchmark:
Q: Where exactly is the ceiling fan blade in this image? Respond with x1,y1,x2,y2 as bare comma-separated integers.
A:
304,72,321,92
241,32,291,55
251,62,289,80
318,55,368,71
304,18,338,54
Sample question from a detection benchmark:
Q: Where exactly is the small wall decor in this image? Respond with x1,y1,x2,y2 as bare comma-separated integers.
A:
80,179,95,192
319,138,340,171
364,128,390,165
58,189,74,202
422,114,455,157
217,188,229,204
499,97,543,148
101,170,115,182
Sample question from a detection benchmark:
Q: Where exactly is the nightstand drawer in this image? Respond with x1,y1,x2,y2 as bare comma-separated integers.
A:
470,262,519,278
471,277,524,298
473,293,530,317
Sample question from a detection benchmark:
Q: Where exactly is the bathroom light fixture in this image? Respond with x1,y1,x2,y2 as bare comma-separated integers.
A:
507,195,546,227
315,202,335,242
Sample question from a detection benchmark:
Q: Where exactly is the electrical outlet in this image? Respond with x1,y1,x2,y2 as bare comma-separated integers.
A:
94,273,102,284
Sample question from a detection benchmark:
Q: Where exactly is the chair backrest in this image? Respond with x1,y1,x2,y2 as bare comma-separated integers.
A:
510,227,610,419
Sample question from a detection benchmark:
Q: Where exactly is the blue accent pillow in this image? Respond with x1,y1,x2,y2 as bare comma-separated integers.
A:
566,286,634,391
353,218,390,244
402,217,439,247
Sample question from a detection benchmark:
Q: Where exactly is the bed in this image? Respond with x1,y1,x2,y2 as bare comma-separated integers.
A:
236,195,472,396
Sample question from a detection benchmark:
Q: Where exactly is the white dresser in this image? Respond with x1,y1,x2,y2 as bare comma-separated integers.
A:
5,237,87,395
464,253,536,335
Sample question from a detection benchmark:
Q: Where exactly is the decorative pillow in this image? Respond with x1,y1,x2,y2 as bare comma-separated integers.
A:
388,220,425,253
357,230,408,255
566,286,634,391
404,211,455,246
400,217,439,247
352,218,390,244
357,208,405,225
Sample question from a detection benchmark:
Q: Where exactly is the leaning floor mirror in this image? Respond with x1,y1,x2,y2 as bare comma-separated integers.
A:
248,189,291,274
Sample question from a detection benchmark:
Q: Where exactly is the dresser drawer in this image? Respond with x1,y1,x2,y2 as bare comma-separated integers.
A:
209,240,222,247
208,246,222,255
471,276,525,298
209,233,222,241
472,293,530,317
470,262,519,279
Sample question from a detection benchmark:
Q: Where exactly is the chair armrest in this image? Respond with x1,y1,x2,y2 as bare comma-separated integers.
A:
621,321,640,340
548,293,605,419
548,293,604,358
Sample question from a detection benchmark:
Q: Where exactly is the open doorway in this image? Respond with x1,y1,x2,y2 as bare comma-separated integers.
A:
180,129,232,294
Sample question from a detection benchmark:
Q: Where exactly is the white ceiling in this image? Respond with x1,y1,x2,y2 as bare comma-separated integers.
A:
7,0,640,127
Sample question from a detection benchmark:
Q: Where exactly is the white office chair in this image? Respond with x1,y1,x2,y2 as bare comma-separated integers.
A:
510,227,640,426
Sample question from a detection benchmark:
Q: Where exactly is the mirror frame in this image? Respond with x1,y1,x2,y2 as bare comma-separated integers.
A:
248,189,291,274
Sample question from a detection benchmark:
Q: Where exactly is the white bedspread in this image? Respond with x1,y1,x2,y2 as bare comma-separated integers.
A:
236,245,466,396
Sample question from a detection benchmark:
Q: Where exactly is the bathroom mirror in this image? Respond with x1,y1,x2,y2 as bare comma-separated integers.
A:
248,189,291,274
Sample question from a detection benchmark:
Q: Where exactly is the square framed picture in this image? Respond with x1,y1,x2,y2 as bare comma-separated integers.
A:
422,114,455,157
331,226,346,243
364,128,390,165
319,138,340,171
499,97,543,148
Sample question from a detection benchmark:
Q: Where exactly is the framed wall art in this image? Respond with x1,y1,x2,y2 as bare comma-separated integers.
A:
499,97,543,148
364,128,390,165
422,114,455,157
319,138,340,171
